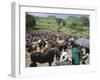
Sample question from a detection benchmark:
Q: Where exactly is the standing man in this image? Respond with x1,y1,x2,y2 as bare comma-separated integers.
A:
72,43,80,65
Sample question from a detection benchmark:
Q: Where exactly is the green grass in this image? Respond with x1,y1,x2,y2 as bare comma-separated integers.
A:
35,19,89,38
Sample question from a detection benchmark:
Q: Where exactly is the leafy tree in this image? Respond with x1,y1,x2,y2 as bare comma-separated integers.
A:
26,13,36,30
79,16,89,26
66,16,79,27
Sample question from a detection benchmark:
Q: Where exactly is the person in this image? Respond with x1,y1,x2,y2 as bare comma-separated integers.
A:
66,48,73,64
59,50,70,65
72,43,80,65
80,47,89,64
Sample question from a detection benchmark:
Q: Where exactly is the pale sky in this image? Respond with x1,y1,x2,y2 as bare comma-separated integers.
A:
27,12,89,19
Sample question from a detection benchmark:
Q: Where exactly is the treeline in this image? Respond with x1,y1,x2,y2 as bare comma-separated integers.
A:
26,13,89,31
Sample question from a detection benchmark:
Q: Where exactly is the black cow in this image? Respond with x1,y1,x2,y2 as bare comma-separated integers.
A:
30,49,60,67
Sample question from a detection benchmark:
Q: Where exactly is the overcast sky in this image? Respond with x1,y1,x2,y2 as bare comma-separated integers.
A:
27,12,89,19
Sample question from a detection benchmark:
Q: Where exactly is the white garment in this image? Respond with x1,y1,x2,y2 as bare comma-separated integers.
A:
38,39,41,43
60,51,69,62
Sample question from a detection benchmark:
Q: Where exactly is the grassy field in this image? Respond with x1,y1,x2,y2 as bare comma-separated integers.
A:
35,19,89,38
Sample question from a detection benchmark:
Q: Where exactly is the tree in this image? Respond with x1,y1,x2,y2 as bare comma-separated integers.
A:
79,16,89,26
66,16,79,27
26,13,36,30
56,18,65,26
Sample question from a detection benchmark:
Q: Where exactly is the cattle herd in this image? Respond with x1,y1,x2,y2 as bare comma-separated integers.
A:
26,30,90,67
